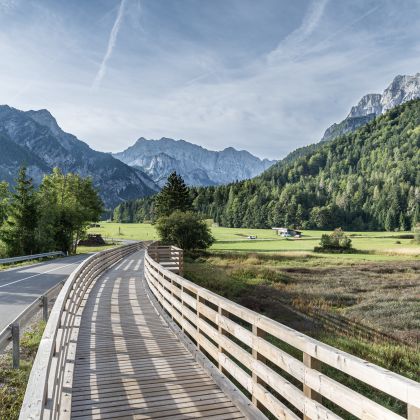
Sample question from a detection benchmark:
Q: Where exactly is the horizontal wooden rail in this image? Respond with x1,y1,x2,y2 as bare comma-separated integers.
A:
19,242,146,420
145,248,420,420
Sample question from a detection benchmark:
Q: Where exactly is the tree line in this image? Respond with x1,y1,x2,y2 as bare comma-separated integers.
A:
0,167,103,257
114,99,420,231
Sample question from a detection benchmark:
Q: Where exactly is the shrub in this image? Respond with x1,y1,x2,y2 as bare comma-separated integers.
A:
315,228,353,253
414,223,420,244
156,211,214,251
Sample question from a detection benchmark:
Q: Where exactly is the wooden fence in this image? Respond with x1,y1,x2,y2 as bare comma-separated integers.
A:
147,243,184,275
19,242,145,420
144,247,420,420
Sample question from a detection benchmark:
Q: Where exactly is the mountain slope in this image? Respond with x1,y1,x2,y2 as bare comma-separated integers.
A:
0,106,159,208
120,99,420,230
272,73,420,172
322,73,420,142
113,137,275,187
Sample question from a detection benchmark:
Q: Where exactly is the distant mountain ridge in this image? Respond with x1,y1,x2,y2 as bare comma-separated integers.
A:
0,106,159,208
113,137,276,187
322,73,420,141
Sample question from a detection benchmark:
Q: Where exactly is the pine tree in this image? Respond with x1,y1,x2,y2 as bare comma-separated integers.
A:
154,172,192,218
0,167,39,256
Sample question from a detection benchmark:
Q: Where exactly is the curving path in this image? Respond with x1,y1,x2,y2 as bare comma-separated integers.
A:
71,250,245,419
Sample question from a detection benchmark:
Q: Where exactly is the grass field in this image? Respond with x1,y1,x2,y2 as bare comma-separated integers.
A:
88,222,420,260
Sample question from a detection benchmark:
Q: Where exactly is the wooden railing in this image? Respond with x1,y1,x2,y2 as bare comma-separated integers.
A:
19,242,145,420
145,247,420,420
147,243,184,275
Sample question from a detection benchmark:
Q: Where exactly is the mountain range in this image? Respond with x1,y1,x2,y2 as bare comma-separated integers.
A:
1,72,419,212
0,106,274,208
112,138,275,187
0,106,158,208
116,97,420,230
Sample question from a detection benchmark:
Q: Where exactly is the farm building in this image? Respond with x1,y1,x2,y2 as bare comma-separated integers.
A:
272,227,301,237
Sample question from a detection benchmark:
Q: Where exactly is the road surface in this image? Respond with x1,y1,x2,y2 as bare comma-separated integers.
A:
0,254,91,331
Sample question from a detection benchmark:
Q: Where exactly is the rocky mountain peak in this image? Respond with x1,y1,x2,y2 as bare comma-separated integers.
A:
381,72,420,112
322,72,420,142
113,138,276,187
347,93,382,118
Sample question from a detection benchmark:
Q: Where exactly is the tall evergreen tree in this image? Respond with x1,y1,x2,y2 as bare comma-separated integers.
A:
0,181,10,227
0,167,39,256
154,172,192,218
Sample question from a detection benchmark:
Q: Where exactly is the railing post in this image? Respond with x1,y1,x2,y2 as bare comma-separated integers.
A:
252,325,266,409
179,249,184,276
217,305,226,371
11,323,20,369
197,293,203,350
42,295,49,322
408,404,420,420
303,352,322,419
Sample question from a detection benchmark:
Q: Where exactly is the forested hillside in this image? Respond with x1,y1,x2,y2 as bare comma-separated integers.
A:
115,99,420,231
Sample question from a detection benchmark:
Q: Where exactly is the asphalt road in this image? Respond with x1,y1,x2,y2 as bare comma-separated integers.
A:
0,254,91,331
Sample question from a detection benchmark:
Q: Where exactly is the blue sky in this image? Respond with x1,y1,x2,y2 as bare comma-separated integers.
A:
1,0,420,158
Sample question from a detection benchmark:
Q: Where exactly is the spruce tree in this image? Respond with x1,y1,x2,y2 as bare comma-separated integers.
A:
154,172,192,218
0,167,39,256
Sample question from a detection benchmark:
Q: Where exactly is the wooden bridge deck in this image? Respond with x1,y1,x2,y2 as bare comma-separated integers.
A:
71,250,245,419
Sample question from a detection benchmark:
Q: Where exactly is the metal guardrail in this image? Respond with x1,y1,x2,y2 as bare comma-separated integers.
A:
0,280,65,368
19,242,146,420
144,247,420,420
0,251,65,265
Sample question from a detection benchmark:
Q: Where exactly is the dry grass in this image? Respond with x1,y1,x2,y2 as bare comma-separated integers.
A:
185,252,420,349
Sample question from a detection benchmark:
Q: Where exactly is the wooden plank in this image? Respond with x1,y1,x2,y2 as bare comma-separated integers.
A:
70,250,245,420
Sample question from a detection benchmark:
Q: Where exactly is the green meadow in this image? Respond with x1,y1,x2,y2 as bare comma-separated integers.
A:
88,222,420,260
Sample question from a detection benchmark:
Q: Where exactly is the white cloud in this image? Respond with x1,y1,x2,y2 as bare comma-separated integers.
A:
92,0,127,89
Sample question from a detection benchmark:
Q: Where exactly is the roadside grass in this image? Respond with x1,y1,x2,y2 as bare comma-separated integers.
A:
0,322,45,420
76,243,117,254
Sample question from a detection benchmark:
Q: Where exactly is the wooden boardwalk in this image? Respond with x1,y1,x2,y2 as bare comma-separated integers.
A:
71,250,245,419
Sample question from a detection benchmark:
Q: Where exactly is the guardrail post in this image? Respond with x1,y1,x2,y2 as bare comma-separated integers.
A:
303,352,322,419
42,295,48,322
252,325,266,408
11,323,20,369
408,404,420,420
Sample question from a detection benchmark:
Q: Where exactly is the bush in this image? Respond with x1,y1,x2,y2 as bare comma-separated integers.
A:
315,228,353,253
414,223,420,244
156,211,215,251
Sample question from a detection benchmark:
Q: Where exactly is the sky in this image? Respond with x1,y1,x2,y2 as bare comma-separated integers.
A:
1,0,420,159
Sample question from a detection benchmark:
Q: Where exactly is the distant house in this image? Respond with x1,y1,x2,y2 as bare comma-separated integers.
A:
272,227,301,238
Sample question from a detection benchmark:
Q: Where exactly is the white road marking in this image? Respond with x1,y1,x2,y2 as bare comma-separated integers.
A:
0,262,79,289
134,258,143,271
123,260,134,271
114,259,126,270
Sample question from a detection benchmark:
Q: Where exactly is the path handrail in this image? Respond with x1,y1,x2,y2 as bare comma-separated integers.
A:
20,242,145,420
144,247,420,420
0,251,65,265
